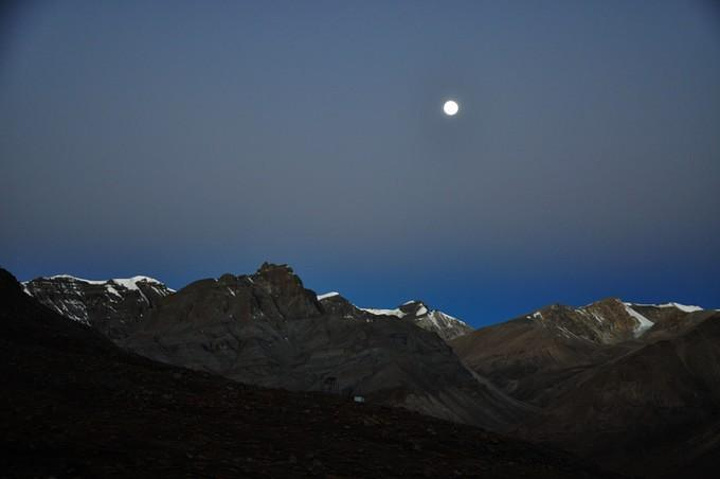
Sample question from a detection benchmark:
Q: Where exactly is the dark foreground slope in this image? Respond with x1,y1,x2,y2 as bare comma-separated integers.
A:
0,268,618,478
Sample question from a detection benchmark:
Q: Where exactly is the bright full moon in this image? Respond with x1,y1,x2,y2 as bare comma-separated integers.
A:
443,100,459,116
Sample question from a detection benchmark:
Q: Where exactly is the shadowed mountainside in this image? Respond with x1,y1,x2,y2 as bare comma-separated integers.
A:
123,263,529,431
452,298,720,478
23,275,173,340
17,263,720,478
518,312,720,478
0,267,618,478
318,293,473,342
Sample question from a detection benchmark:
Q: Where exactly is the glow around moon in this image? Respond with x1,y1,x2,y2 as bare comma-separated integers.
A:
443,100,459,116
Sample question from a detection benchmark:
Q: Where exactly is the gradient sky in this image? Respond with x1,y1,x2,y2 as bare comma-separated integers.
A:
1,0,719,327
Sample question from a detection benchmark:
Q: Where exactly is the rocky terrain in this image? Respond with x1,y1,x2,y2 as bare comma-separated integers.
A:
17,262,720,478
450,298,709,405
451,298,720,477
23,274,173,340
123,263,527,431
0,267,618,478
451,299,649,406
517,312,720,478
340,294,473,342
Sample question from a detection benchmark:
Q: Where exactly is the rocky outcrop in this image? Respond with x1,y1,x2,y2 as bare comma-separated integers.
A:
382,300,473,342
23,274,174,341
516,298,655,346
318,293,473,342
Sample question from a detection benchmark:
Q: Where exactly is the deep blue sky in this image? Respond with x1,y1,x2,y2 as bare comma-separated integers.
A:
1,1,719,327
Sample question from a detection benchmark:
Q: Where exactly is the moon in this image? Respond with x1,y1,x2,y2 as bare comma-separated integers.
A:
443,100,459,116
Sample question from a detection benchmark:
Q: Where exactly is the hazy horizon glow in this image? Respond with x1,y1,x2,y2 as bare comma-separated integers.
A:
1,1,719,326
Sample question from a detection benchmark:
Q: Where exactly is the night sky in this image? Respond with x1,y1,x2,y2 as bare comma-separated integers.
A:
1,1,719,327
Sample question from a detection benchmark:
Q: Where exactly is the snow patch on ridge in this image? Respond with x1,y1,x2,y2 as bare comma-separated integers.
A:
362,302,470,333
317,291,341,301
628,301,703,313
425,310,468,328
360,307,407,318
44,274,168,289
623,304,654,337
25,275,175,299
46,274,106,285
104,285,123,300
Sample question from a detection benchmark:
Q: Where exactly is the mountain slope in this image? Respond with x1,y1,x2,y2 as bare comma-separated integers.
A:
450,299,646,405
451,296,720,477
449,298,713,406
23,274,173,340
125,263,527,431
0,267,617,478
518,311,720,478
317,292,473,341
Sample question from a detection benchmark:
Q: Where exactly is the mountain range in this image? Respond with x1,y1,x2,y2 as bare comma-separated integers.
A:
450,298,720,478
14,262,720,478
2,267,616,478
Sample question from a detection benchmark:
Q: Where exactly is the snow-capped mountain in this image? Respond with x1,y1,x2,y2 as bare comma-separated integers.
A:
23,274,174,340
518,298,655,345
513,302,720,478
628,301,704,313
451,297,712,406
316,293,472,341
514,298,708,345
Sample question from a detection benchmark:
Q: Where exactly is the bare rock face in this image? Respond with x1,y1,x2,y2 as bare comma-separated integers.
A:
518,312,720,479
520,298,653,346
450,299,709,405
23,275,174,341
126,263,528,431
317,293,473,342
396,300,474,341
452,299,633,405
453,296,720,477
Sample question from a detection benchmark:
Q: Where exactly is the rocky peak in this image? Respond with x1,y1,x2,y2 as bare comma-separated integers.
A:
151,265,324,327
398,300,429,317
254,262,296,280
252,263,305,294
314,292,365,320
525,297,656,345
315,294,472,342
247,263,322,320
406,304,473,342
